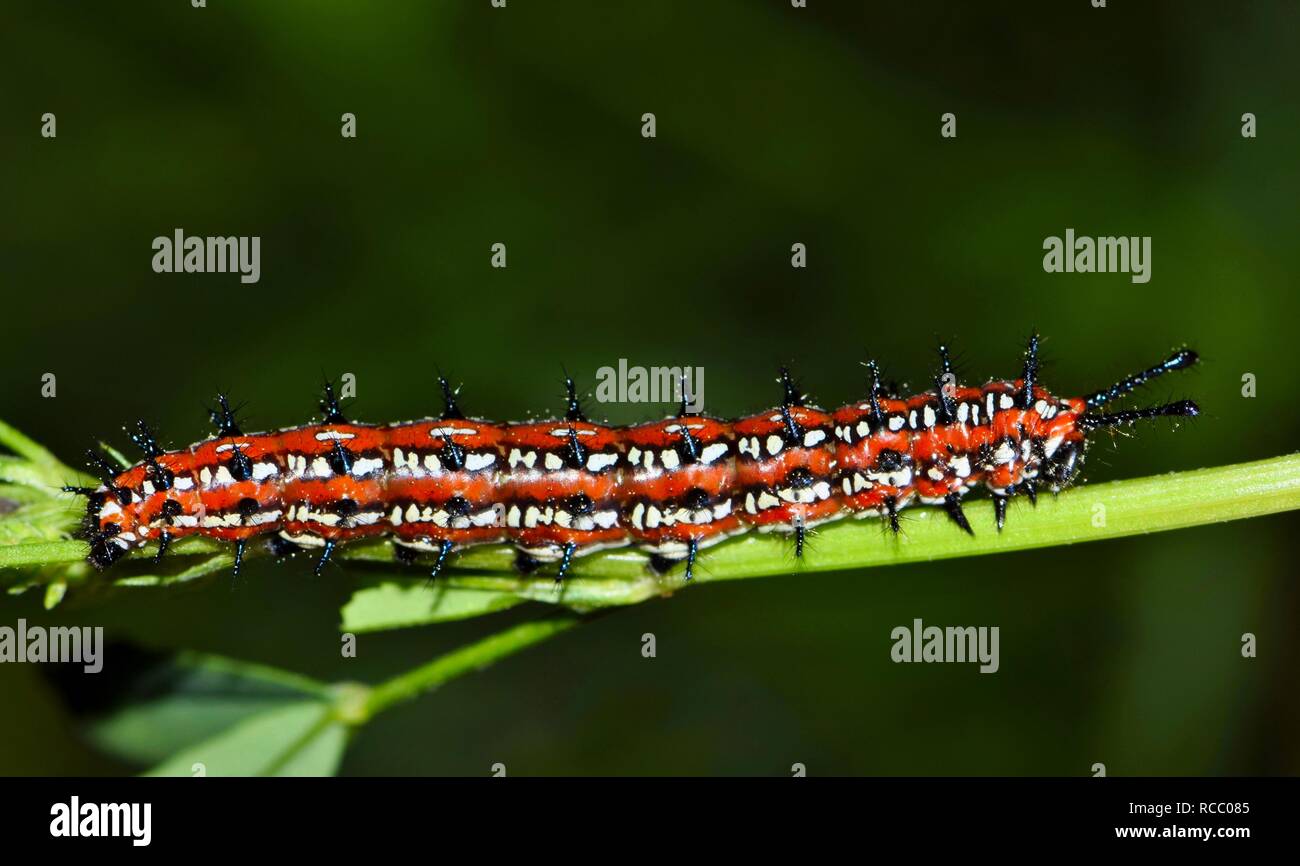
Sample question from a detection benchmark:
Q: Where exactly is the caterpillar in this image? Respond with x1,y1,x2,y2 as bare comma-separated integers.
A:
71,337,1199,581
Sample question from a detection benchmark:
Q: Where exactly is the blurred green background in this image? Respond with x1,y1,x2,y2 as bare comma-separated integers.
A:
2,0,1298,775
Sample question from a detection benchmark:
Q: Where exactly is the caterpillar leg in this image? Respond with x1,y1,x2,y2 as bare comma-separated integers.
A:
647,537,707,581
269,534,305,558
515,550,543,575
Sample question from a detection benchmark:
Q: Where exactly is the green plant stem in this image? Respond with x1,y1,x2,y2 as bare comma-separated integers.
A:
361,613,582,718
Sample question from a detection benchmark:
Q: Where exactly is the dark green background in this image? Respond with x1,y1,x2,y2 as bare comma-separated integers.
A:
2,1,1297,775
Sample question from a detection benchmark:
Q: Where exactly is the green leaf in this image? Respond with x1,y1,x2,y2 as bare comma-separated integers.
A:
143,701,347,777
341,580,524,632
0,419,75,472
87,652,331,766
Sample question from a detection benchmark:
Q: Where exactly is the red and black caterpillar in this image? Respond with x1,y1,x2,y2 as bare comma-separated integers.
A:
74,337,1199,580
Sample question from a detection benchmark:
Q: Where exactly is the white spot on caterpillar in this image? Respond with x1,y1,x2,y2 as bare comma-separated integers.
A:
548,428,595,439
765,435,783,456
700,443,729,464
429,426,478,441
307,510,341,527
923,406,936,428
253,462,278,482
315,430,354,441
653,541,690,557
803,429,826,448
544,452,564,471
353,457,384,476
779,487,811,504
250,509,283,526
279,530,325,548
465,452,495,471
661,449,680,470
587,452,618,472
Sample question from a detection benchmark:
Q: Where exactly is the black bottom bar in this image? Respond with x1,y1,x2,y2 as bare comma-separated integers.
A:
1,776,1284,852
